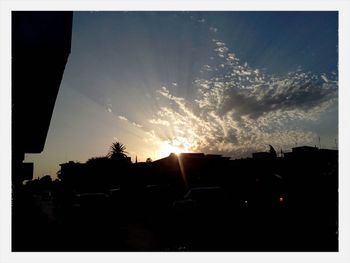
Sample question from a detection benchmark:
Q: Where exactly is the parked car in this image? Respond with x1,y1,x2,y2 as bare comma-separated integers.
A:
171,186,229,250
172,186,227,214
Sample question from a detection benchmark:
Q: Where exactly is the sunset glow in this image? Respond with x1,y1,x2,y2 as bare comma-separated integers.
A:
158,141,190,158
22,11,338,179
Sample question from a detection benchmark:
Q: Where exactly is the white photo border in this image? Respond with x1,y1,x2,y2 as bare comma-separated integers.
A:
1,1,349,262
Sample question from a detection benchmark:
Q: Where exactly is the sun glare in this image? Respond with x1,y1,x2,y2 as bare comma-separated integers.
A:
159,141,188,158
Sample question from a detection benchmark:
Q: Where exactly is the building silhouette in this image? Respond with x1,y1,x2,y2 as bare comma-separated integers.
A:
12,11,73,184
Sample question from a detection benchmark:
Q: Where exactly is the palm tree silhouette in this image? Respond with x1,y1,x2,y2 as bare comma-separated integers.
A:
107,142,128,161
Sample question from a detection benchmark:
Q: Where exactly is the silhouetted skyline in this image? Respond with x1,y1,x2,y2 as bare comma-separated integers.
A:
14,142,338,251
23,11,338,180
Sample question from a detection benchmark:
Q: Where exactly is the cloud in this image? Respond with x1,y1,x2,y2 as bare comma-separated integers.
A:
106,103,112,113
145,34,337,158
149,118,170,126
132,122,143,128
202,65,212,71
209,27,218,33
321,74,329,83
118,115,128,121
118,115,144,129
214,70,337,121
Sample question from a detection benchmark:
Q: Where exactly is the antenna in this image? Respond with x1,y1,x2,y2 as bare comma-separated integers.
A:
318,136,321,149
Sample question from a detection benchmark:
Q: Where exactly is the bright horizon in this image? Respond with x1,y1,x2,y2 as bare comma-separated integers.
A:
24,11,338,179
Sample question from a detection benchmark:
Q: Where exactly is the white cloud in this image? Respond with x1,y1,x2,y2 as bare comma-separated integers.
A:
209,26,218,33
215,41,225,47
106,103,112,113
202,65,212,71
132,122,143,128
118,115,128,121
321,74,329,83
149,118,170,126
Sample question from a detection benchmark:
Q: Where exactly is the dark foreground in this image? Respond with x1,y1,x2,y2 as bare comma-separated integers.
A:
12,151,338,251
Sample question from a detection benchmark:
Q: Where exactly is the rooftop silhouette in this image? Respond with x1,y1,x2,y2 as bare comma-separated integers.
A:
13,140,338,251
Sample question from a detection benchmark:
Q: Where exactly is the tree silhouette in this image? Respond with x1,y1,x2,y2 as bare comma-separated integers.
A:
107,142,128,161
86,156,109,165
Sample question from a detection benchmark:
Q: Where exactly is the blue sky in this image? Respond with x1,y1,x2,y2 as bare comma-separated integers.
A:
25,11,338,178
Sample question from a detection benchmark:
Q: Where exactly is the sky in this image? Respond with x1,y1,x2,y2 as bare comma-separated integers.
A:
25,11,338,179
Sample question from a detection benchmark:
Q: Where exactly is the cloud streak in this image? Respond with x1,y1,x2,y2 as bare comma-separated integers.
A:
118,115,128,121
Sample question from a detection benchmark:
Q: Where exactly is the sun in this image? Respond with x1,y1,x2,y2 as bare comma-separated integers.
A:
159,141,188,158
